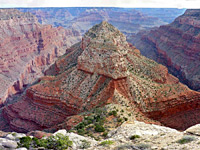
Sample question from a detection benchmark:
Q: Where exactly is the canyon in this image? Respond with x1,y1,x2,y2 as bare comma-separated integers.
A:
132,9,200,91
1,21,199,133
0,8,199,150
19,8,184,36
0,9,81,104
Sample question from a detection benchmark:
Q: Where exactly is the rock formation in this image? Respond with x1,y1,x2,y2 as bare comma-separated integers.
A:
135,8,185,23
1,21,200,133
19,8,170,36
131,9,200,91
2,122,200,150
0,9,81,104
66,8,166,36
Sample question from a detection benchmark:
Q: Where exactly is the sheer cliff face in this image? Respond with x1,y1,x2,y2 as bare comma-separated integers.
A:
0,9,81,104
1,21,200,132
131,9,200,91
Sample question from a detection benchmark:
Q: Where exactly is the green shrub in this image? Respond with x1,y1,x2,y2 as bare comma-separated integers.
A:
17,136,32,148
108,110,117,117
86,119,93,124
11,132,17,136
17,134,72,150
177,136,195,144
32,137,47,148
95,124,105,132
108,111,113,116
124,117,128,121
75,122,85,130
94,115,101,122
77,128,86,135
100,140,114,146
129,135,140,140
117,118,123,122
46,133,73,150
103,131,108,137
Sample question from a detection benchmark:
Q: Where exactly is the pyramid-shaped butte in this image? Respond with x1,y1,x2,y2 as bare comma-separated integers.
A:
78,21,129,79
1,21,200,132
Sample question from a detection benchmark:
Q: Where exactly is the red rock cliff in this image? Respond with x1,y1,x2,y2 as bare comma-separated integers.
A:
1,21,200,132
131,9,200,91
0,9,81,104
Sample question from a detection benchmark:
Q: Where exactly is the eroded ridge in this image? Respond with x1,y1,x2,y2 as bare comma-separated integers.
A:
1,21,200,132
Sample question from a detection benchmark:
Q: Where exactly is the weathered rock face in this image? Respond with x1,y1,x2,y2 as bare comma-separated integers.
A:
78,21,129,79
0,9,81,104
1,21,200,132
2,122,200,150
131,9,200,91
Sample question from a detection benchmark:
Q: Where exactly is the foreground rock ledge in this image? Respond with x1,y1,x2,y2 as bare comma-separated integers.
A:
1,122,200,150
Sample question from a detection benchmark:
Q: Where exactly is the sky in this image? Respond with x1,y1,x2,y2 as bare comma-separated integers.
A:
0,0,200,8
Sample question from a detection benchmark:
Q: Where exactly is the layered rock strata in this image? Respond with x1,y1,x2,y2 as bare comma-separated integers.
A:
132,9,200,91
1,21,200,132
19,8,168,36
0,9,81,104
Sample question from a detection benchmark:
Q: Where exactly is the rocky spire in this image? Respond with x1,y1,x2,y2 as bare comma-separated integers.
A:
78,21,130,79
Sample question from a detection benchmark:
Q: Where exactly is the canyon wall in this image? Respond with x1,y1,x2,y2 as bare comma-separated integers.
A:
131,9,200,91
19,7,184,37
0,9,81,104
1,22,199,132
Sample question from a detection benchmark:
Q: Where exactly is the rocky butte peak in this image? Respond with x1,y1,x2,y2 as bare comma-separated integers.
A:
78,21,130,79
1,22,200,133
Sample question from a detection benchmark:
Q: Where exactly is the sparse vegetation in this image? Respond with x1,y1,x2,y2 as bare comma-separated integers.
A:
17,133,73,150
177,135,195,144
100,140,114,146
72,105,132,141
108,110,117,117
124,117,128,121
95,124,105,132
11,132,17,136
17,136,32,149
129,135,140,140
74,108,106,137
77,128,86,135
103,131,108,137
117,118,123,122
80,139,91,149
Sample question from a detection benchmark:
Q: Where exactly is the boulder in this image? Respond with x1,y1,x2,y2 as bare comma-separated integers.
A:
185,124,200,136
0,138,18,148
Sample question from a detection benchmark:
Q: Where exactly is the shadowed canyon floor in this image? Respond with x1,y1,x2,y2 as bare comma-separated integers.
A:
0,21,199,133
